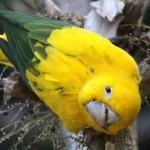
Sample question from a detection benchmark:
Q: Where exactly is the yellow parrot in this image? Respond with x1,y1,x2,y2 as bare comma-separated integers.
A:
0,10,141,135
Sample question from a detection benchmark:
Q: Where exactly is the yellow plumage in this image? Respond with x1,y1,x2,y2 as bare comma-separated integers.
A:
0,33,13,67
26,27,141,135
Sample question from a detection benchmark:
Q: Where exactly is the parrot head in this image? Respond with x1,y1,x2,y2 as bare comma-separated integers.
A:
78,74,141,135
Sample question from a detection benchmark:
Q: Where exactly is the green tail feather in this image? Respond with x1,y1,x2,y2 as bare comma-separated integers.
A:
0,10,72,86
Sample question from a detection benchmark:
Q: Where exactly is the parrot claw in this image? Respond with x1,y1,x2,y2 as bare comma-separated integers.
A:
86,101,120,129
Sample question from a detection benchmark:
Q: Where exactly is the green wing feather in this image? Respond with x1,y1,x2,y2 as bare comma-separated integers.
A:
0,10,72,86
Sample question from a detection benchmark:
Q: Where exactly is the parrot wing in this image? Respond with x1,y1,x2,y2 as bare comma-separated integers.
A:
0,10,71,85
0,10,139,91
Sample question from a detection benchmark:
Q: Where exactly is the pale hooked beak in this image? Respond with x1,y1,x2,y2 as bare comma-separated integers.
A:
86,101,120,129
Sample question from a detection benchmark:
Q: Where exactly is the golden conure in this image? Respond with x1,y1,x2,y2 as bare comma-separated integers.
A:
0,10,141,135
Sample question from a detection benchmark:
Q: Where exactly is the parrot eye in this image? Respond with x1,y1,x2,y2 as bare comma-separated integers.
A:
105,86,112,99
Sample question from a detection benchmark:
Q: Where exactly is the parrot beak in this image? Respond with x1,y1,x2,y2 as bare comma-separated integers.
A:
86,101,120,129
